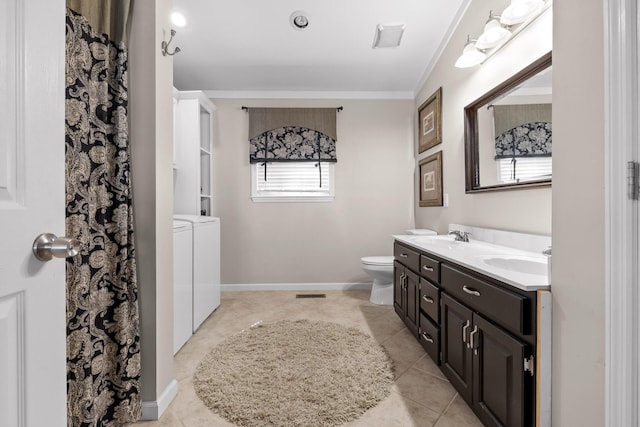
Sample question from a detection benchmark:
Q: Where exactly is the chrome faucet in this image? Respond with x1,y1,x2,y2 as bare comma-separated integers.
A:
449,230,471,242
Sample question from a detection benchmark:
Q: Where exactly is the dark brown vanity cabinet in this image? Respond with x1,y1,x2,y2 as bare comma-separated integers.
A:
393,260,419,336
393,239,539,427
441,293,531,427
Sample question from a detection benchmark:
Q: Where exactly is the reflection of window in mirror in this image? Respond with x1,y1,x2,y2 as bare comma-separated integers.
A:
474,62,552,188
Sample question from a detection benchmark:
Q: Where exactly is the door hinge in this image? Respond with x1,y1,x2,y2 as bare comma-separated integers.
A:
524,355,535,376
627,161,639,200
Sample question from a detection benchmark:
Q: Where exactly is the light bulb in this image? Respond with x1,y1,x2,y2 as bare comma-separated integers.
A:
171,12,187,28
476,18,511,49
500,0,544,26
455,41,486,68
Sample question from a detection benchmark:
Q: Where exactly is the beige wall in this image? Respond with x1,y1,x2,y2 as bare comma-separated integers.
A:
552,0,605,424
212,98,415,284
129,0,175,403
414,0,552,235
415,0,607,424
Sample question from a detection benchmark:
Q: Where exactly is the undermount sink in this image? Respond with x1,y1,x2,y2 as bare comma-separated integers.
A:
408,235,462,248
478,255,547,276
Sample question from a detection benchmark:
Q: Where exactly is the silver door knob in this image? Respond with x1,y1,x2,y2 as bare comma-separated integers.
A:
32,233,80,261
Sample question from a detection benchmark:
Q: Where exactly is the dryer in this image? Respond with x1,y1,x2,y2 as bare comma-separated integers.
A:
173,220,193,354
173,214,221,331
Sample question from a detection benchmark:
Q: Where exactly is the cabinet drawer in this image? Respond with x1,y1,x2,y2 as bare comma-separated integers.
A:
394,243,420,272
419,313,440,364
441,264,527,334
419,279,439,323
420,254,440,283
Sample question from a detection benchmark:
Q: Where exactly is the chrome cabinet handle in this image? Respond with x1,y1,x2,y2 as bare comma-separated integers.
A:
421,332,434,343
462,320,471,344
32,233,80,261
399,253,408,258
422,295,434,304
469,325,478,350
422,265,434,272
462,285,481,297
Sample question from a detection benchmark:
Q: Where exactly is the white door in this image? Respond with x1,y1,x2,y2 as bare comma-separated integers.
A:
0,0,66,426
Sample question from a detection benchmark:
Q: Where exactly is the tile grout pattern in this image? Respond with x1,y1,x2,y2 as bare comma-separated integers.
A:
133,290,482,427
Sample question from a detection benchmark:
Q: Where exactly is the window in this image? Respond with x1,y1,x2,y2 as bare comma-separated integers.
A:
497,157,552,183
251,162,335,202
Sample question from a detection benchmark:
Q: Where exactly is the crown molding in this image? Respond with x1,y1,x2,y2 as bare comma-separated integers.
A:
203,90,414,100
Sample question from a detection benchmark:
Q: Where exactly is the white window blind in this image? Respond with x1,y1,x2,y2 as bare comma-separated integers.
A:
497,157,552,183
251,162,335,202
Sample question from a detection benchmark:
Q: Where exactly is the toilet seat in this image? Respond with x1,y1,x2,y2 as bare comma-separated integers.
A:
361,256,394,266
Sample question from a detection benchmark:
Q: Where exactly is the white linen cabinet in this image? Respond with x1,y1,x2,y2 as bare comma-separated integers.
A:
173,91,215,216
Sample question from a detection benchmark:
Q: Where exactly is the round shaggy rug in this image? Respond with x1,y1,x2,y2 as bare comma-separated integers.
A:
193,319,394,427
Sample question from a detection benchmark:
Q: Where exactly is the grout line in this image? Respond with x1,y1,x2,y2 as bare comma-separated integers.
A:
432,392,460,426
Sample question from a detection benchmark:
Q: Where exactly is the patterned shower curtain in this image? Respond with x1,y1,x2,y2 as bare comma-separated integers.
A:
65,4,141,426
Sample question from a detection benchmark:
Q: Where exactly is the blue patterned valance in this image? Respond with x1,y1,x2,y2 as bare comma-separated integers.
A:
495,122,552,159
249,126,337,163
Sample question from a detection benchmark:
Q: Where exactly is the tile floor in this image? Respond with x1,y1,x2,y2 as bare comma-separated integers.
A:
133,290,482,427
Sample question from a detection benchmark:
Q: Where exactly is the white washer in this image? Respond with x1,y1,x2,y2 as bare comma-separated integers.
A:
173,214,221,331
173,220,193,354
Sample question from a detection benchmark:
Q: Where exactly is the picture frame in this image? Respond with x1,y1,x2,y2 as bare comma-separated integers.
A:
419,151,443,207
418,87,442,153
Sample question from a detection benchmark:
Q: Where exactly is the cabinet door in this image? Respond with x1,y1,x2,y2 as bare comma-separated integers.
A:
441,293,473,403
472,314,527,427
393,261,404,318
405,269,419,336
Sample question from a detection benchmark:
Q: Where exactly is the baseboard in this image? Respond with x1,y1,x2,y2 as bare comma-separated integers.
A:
140,379,178,421
221,282,372,292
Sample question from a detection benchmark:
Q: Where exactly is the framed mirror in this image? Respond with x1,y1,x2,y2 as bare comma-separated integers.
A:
465,52,552,193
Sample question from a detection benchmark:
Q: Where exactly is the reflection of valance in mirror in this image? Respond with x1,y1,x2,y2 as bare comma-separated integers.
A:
494,122,552,159
248,108,337,163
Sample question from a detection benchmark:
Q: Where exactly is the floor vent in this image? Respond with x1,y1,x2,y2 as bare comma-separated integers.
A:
295,294,326,299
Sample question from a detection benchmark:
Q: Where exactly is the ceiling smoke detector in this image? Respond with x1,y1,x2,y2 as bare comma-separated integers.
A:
290,11,309,30
373,24,405,48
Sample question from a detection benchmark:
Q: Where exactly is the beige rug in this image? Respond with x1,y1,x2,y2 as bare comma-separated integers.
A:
193,319,394,427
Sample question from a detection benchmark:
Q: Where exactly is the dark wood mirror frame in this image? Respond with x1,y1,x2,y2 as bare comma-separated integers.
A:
464,51,552,193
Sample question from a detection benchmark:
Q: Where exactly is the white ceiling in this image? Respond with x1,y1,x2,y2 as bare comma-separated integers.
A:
171,0,469,96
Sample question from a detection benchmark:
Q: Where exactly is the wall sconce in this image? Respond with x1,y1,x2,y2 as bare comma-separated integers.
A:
455,0,549,68
161,29,181,56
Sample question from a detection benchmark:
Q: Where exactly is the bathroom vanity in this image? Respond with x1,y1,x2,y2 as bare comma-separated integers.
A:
393,229,551,427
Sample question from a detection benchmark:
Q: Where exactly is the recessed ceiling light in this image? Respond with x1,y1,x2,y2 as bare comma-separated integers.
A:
372,24,405,48
171,12,187,28
290,11,310,30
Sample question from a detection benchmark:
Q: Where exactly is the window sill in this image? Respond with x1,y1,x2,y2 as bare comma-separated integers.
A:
250,195,335,203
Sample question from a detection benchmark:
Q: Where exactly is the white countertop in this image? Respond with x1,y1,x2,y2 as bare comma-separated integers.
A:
393,234,550,292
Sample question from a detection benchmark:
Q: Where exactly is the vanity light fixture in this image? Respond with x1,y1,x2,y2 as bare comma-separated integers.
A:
290,11,310,30
475,12,511,50
500,0,545,26
372,24,405,48
454,36,486,68
455,0,550,69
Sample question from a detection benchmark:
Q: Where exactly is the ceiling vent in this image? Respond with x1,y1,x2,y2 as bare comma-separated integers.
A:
372,24,405,48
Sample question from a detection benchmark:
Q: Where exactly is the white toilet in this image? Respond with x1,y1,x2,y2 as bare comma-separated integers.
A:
362,229,437,305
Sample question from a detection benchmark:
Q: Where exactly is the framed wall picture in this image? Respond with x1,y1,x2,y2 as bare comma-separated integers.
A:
418,87,442,153
419,151,443,207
